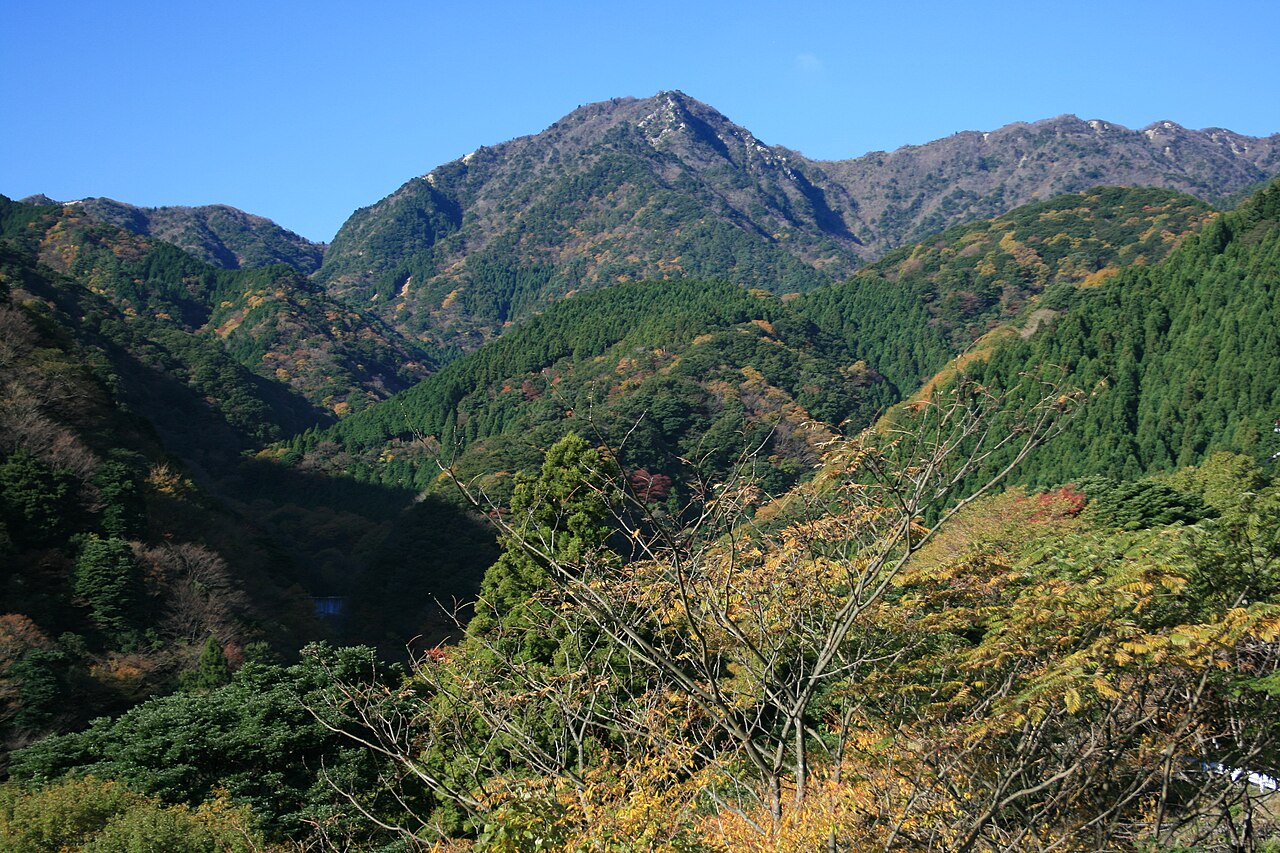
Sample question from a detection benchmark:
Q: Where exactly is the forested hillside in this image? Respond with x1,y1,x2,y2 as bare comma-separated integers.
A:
0,239,324,761
290,279,892,504
12,429,1278,849
0,198,494,756
797,186,1213,390
288,186,1219,517
953,179,1280,484
2,197,436,419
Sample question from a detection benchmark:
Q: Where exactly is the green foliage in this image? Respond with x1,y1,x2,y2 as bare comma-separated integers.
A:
960,180,1280,485
1077,476,1213,530
0,451,76,548
93,460,145,539
0,775,140,853
299,279,892,505
1161,451,1270,512
474,790,571,852
1165,454,1280,613
8,656,379,840
8,648,73,733
796,187,1211,391
468,434,619,649
0,775,261,853
73,535,142,644
184,637,231,692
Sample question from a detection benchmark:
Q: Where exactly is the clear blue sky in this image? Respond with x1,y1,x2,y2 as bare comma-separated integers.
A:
3,0,1277,243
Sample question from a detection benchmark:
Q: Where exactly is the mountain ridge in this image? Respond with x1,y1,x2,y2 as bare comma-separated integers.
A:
18,195,325,274
316,92,1279,350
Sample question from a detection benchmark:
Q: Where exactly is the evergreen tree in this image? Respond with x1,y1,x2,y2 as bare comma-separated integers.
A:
466,433,619,657
0,451,75,547
93,460,145,540
73,535,142,645
187,636,232,691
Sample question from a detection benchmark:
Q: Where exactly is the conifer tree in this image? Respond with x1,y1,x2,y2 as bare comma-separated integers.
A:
189,636,232,691
73,535,141,644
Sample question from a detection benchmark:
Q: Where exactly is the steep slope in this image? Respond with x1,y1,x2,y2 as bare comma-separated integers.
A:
318,91,863,349
796,186,1214,391
0,241,330,755
900,179,1280,487
0,197,495,671
21,195,325,274
317,93,1277,350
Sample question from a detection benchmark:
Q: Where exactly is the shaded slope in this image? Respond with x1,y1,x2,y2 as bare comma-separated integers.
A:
0,197,495,667
0,242,330,753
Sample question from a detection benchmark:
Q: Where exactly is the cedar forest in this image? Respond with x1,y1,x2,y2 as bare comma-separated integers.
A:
1,93,1280,851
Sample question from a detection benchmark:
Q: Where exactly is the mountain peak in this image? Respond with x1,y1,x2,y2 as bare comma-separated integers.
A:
318,96,1279,353
547,90,732,134
1142,119,1187,133
17,193,60,206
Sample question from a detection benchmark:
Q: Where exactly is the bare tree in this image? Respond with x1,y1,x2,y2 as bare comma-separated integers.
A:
465,374,1074,827
299,370,1080,844
301,360,1280,849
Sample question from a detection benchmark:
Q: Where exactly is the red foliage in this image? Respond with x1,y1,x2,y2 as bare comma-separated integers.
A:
1029,485,1087,520
629,469,673,503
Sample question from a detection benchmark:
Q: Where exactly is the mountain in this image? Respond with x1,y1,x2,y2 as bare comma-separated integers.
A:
820,114,1278,249
21,195,325,274
294,185,1213,511
6,103,1280,850
317,92,863,349
3,197,435,419
316,92,1278,349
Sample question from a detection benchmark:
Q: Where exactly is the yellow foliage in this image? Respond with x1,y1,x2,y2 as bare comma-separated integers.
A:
145,462,191,497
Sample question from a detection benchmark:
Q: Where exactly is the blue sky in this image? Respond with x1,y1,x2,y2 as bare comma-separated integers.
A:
3,0,1277,243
